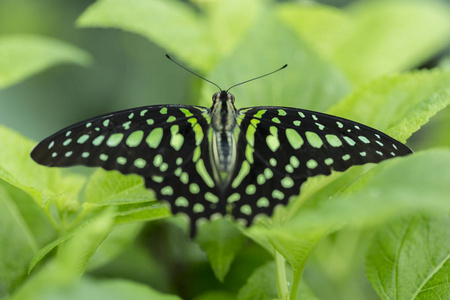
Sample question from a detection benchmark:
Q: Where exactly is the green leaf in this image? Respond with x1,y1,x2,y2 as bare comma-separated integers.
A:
366,214,450,300
0,126,85,210
193,291,236,300
237,261,319,300
39,278,183,300
0,35,90,90
13,275,181,300
264,229,326,300
28,207,112,273
85,169,155,205
237,262,278,300
114,202,171,223
279,149,450,235
200,7,350,112
13,210,116,300
88,222,143,270
77,0,260,72
279,1,450,84
84,169,170,223
56,208,115,278
329,69,450,143
196,218,247,282
0,183,55,292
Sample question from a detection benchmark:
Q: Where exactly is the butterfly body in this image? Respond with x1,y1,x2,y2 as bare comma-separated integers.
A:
210,91,238,185
31,89,413,236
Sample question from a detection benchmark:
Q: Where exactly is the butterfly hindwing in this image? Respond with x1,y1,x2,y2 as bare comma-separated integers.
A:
229,106,412,224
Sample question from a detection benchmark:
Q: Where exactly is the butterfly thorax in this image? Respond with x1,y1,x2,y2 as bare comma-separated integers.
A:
209,91,238,186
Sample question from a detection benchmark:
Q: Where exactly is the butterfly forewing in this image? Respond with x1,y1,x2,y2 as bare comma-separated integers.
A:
32,105,205,174
228,106,412,224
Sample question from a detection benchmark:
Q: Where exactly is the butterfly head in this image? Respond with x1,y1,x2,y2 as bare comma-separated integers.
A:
212,90,236,110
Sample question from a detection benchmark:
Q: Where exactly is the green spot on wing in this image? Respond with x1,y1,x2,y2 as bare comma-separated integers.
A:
161,186,173,196
264,168,273,179
175,197,188,207
246,184,256,195
189,183,200,194
344,136,356,146
257,197,269,207
180,172,189,184
278,109,287,116
228,193,240,203
254,110,266,118
269,158,277,167
126,130,144,147
245,145,254,164
241,204,252,215
107,133,124,147
193,203,204,213
285,128,304,149
307,159,318,169
63,138,72,146
170,125,184,151
152,176,163,183
153,154,163,167
232,160,250,188
281,177,294,188
325,134,342,147
290,156,300,168
272,190,284,200
257,174,266,185
146,128,163,148
92,135,105,146
123,121,132,130
193,146,201,162
358,136,370,144
305,131,323,148
180,108,193,117
205,192,218,203
134,158,147,168
196,159,214,188
266,126,280,152
246,122,258,147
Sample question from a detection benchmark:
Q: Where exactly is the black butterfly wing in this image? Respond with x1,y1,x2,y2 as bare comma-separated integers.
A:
31,104,222,235
229,106,412,225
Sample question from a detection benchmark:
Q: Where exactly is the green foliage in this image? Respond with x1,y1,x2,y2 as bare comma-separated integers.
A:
196,219,247,282
0,35,90,90
366,214,450,299
1,0,450,299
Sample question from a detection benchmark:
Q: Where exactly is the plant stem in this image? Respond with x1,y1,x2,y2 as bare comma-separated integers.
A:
275,250,288,300
289,270,301,300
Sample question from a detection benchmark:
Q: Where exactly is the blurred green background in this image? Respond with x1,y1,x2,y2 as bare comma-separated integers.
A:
1,1,450,300
1,0,449,148
0,0,192,141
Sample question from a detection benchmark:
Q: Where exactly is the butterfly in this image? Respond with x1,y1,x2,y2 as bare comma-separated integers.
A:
31,56,413,236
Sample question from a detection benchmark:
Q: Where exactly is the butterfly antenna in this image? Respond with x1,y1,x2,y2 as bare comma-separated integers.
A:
226,64,287,92
166,54,222,92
